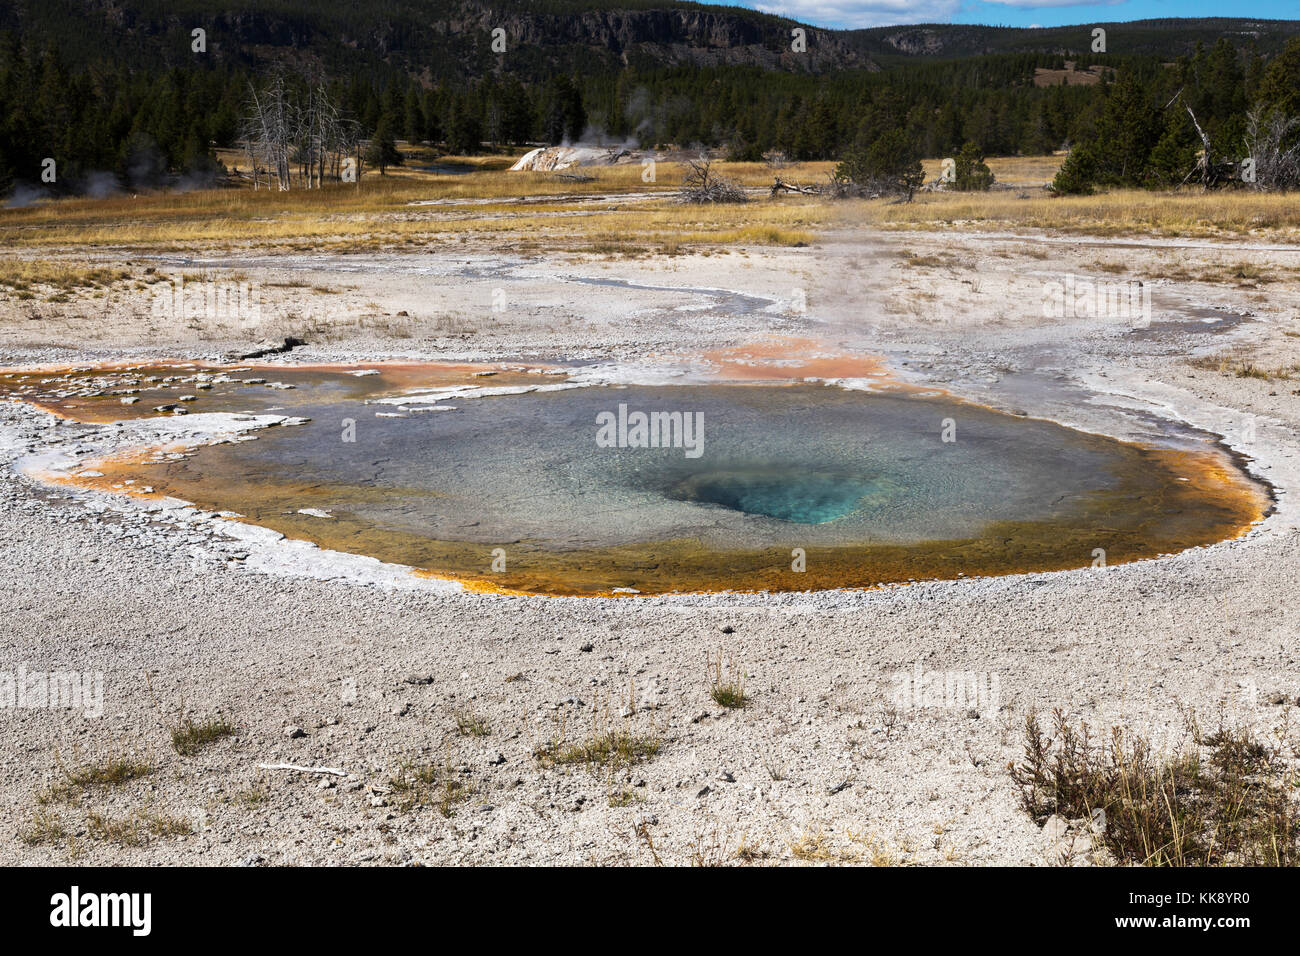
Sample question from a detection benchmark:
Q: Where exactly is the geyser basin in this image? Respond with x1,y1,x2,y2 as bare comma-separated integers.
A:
1,364,1269,595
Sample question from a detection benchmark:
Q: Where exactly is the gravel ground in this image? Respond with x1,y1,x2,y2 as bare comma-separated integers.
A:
3,228,1299,866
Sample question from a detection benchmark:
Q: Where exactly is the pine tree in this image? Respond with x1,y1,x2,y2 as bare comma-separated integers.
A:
365,118,401,174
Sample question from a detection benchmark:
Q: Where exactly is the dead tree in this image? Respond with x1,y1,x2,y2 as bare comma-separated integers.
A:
1166,89,1235,189
243,71,355,190
678,157,746,204
1244,106,1300,192
243,73,292,190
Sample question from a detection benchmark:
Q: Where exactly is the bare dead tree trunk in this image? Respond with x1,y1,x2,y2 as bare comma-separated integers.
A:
1245,106,1300,192
1185,103,1213,190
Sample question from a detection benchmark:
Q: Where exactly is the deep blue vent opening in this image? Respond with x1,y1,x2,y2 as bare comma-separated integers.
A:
669,469,879,524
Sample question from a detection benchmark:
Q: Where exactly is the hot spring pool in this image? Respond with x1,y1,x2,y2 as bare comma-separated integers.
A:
1,363,1269,595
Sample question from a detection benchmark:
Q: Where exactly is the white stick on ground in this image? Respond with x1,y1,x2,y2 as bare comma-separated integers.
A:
256,762,350,777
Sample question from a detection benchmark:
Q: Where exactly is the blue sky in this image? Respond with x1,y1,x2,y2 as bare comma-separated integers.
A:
728,0,1299,30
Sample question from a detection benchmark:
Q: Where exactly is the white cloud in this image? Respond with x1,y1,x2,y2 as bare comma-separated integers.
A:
752,0,1128,28
753,0,964,29
981,0,1126,7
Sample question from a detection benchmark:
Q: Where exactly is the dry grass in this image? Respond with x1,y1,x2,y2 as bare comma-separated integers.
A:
453,706,491,738
842,188,1300,238
85,809,193,846
534,695,661,770
1011,708,1300,866
38,753,153,804
0,261,132,298
706,649,748,710
388,756,473,817
920,154,1063,187
18,809,73,846
1189,350,1300,380
535,727,661,769
170,716,235,756
0,178,824,252
3,151,1296,257
787,827,911,865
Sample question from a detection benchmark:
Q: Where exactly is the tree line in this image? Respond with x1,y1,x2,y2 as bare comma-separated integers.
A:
1051,38,1300,192
0,28,1296,198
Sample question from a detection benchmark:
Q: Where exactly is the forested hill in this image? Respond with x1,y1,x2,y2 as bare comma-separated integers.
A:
1,3,1298,198
3,2,1299,82
0,0,874,78
848,19,1300,65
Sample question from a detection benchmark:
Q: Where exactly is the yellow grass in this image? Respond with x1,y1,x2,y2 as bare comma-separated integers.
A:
0,161,831,252
2,153,1297,253
0,261,131,289
841,188,1300,238
920,154,1063,187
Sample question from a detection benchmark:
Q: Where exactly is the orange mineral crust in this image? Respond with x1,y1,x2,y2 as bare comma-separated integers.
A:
4,359,1269,598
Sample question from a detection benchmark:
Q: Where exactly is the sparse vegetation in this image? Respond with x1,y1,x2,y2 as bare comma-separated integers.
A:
388,757,472,817
1010,709,1300,866
19,810,72,846
0,262,131,296
535,727,661,769
707,649,748,709
38,753,153,804
453,706,491,738
608,789,645,808
86,809,193,846
1189,351,1299,380
170,716,236,756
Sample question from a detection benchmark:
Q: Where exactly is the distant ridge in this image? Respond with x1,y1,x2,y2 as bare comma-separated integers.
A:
1,3,1298,81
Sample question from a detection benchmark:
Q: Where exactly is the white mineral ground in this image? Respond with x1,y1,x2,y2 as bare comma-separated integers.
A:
2,223,1299,865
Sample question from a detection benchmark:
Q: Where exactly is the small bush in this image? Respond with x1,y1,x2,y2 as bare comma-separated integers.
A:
707,650,748,709
39,754,152,804
833,129,924,200
453,707,491,738
389,758,472,817
1010,709,1300,866
171,716,235,756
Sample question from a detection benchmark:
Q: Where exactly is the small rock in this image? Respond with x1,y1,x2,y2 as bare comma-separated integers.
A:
696,785,711,798
580,643,593,653
284,726,306,739
1043,815,1069,841
720,625,735,634
487,752,506,766
719,771,735,783
391,702,410,717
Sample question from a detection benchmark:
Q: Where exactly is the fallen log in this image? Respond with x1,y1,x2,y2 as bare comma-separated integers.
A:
770,177,822,197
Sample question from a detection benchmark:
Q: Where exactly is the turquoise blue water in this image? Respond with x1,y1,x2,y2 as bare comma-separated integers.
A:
669,469,890,524
165,381,1127,552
